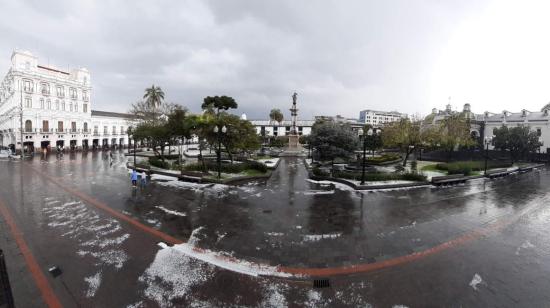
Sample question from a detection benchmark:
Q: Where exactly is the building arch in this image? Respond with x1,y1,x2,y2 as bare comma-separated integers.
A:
24,120,32,132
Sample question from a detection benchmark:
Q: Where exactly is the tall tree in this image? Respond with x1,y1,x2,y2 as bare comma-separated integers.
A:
493,126,542,163
143,85,165,108
437,114,476,160
309,121,359,166
269,108,284,123
201,96,238,115
381,118,422,166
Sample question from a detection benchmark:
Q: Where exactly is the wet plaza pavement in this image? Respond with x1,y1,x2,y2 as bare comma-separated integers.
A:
1,151,550,307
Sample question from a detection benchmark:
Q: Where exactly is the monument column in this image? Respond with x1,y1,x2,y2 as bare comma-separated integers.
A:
288,92,300,149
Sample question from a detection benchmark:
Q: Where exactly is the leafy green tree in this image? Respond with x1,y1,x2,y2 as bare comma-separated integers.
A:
132,121,171,161
201,114,260,161
201,96,238,115
492,126,542,163
269,108,284,123
309,121,359,167
381,119,421,166
143,85,165,109
437,114,476,160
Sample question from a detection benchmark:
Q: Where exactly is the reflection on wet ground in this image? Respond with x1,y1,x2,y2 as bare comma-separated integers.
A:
1,151,550,307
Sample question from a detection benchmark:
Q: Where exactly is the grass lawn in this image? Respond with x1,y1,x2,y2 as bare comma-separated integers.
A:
421,164,439,172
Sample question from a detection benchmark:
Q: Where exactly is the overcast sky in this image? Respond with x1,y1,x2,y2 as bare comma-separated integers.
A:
2,0,550,119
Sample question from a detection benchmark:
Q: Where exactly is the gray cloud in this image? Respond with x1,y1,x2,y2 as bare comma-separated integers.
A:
0,0,486,119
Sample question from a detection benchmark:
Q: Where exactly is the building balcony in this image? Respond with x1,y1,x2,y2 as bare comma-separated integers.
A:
40,128,53,134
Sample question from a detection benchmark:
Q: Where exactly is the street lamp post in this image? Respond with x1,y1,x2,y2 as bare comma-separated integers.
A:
358,128,373,185
484,136,492,175
214,125,227,179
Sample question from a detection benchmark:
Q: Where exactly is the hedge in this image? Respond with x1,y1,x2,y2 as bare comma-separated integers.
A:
333,171,427,182
149,157,170,169
365,153,401,164
436,160,511,175
184,160,267,174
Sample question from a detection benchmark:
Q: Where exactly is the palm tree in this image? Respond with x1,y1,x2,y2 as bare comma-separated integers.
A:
143,85,165,109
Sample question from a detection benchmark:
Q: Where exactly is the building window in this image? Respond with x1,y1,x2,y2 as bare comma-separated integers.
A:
23,80,33,93
94,126,98,134
83,123,88,133
71,122,77,133
70,88,77,99
55,100,59,110
57,121,64,132
103,126,108,134
47,99,51,109
537,128,542,136
24,120,32,132
83,104,88,113
120,126,124,134
42,120,49,132
69,103,73,112
74,103,78,112
25,97,32,108
62,101,66,111
40,98,44,109
112,126,116,134
82,90,89,102
56,86,64,97
41,83,50,95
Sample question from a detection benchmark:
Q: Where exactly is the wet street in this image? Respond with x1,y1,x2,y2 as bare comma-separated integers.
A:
1,151,550,307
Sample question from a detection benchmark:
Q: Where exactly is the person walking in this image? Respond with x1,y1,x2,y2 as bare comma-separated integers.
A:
131,169,138,187
140,171,147,187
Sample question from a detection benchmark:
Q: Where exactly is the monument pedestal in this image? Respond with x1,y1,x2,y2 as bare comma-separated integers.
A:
287,134,300,149
281,134,305,156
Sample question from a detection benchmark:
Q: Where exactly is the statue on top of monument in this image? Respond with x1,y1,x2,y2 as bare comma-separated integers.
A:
292,92,297,105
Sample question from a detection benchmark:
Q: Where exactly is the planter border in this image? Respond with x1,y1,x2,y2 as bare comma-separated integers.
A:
127,162,275,185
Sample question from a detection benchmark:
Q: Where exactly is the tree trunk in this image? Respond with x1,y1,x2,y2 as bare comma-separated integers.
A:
402,149,410,167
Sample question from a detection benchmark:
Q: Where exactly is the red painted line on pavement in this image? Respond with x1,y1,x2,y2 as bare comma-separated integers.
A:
30,165,183,246
0,199,63,308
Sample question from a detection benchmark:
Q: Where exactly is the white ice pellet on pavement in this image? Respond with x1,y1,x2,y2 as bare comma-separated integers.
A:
469,273,484,290
84,271,102,298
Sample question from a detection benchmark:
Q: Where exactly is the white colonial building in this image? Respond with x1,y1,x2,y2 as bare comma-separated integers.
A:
358,109,407,126
483,107,550,153
250,119,314,137
0,50,134,153
425,102,550,153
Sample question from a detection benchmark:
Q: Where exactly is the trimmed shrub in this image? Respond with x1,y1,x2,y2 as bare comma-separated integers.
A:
183,161,267,174
149,157,170,169
366,153,400,164
332,171,427,182
312,167,330,177
436,160,511,176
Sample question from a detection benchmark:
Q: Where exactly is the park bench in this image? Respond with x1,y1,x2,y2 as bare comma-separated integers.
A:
485,168,510,179
431,174,467,186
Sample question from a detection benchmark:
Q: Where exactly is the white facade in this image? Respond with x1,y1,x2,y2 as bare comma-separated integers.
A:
0,50,133,152
250,120,314,137
358,109,407,126
483,108,550,152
